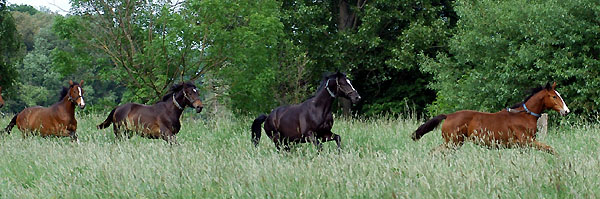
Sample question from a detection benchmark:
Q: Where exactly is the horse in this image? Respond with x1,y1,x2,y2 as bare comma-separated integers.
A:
0,86,4,108
4,80,86,142
251,72,361,151
412,82,570,154
97,82,203,144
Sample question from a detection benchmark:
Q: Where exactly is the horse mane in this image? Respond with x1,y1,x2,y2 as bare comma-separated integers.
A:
509,83,552,109
160,82,196,102
316,72,346,93
58,82,79,102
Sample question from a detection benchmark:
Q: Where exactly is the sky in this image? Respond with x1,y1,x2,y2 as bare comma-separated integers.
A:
7,0,71,15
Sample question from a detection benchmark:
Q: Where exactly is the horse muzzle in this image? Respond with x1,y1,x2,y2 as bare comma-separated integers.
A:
195,106,203,113
79,104,86,109
350,95,361,104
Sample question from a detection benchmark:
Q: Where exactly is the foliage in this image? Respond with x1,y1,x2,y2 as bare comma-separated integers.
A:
0,0,20,91
423,0,600,117
279,0,455,116
10,10,55,51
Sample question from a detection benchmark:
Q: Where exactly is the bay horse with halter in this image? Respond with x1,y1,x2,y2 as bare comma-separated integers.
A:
412,82,570,154
4,80,86,142
97,82,203,144
251,72,361,151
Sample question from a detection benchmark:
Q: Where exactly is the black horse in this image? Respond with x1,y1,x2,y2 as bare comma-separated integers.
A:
97,82,203,144
251,72,361,151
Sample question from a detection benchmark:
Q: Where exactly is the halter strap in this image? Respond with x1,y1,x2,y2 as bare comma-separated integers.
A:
325,79,336,98
523,104,541,117
173,94,183,110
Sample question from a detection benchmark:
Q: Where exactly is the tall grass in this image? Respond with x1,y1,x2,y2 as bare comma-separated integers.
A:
0,113,598,198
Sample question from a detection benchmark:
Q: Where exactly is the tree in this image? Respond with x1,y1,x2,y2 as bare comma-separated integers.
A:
0,0,21,91
423,0,600,117
280,0,456,116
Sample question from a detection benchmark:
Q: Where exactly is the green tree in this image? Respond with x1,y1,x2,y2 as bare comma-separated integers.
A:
423,0,600,117
0,0,21,91
279,0,456,116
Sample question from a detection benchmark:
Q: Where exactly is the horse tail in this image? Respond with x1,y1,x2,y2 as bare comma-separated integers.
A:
97,108,116,129
251,114,268,147
412,114,447,141
4,114,18,134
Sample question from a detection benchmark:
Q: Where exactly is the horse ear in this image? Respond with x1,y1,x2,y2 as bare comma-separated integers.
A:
552,82,556,90
69,80,74,86
80,80,84,86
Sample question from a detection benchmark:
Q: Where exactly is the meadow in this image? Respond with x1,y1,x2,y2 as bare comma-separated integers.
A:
0,113,598,198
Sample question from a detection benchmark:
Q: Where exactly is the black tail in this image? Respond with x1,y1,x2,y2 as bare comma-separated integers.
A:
412,114,447,141
97,108,116,129
251,114,267,147
4,114,18,134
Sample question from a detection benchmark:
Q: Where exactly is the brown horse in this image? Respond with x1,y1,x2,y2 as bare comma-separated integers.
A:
97,82,203,144
0,86,4,108
251,72,361,151
412,82,570,154
4,80,86,142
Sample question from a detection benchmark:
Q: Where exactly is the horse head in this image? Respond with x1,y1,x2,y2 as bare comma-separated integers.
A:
68,80,86,109
180,82,203,113
333,72,361,104
541,82,570,116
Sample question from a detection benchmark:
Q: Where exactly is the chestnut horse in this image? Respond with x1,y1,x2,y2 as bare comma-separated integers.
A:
0,86,4,108
412,82,570,154
251,72,361,151
4,80,86,142
97,82,203,144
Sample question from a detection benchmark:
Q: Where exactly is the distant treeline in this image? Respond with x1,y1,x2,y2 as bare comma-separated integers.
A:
0,0,599,119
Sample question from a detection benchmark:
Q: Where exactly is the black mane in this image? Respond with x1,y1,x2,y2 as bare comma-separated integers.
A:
58,82,79,102
509,83,551,109
160,82,196,102
316,72,346,93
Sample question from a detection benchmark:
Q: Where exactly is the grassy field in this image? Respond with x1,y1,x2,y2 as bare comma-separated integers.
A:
0,113,598,198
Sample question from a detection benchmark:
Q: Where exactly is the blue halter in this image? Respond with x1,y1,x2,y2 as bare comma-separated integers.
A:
522,104,541,117
506,104,541,118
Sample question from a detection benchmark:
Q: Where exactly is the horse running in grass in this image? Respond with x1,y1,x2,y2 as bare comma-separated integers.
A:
412,82,570,154
251,72,361,151
97,82,203,144
4,80,86,142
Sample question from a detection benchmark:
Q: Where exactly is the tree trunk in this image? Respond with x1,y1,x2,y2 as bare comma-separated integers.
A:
337,0,356,116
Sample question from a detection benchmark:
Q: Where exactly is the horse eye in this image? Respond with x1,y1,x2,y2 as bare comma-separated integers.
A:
553,96,557,99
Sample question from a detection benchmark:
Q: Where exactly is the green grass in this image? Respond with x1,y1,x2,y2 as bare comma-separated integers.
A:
0,113,598,198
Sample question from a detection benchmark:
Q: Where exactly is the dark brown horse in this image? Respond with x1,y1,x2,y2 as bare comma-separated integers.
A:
251,72,361,151
97,82,203,144
4,80,86,142
412,82,570,154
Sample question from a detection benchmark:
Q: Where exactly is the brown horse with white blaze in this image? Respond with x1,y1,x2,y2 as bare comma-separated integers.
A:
4,80,86,142
412,82,570,154
97,82,203,144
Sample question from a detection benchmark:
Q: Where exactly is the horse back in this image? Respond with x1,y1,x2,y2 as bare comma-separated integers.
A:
16,106,70,136
113,103,163,137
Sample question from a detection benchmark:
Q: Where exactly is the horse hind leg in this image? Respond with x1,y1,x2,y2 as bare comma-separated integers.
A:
532,141,556,155
68,131,80,144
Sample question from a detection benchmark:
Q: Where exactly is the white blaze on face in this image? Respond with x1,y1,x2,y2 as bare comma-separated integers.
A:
346,79,356,91
554,90,569,113
78,87,85,106
193,88,197,93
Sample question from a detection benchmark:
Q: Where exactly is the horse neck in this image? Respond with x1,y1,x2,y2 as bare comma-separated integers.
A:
523,92,545,115
57,96,76,116
311,85,336,115
166,93,186,118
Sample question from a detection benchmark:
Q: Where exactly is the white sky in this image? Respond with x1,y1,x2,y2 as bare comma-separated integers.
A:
7,0,71,15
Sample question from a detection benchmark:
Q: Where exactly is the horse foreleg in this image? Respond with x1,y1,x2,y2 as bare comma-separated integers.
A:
532,141,556,155
305,131,322,151
68,131,79,144
160,127,178,145
318,131,342,151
